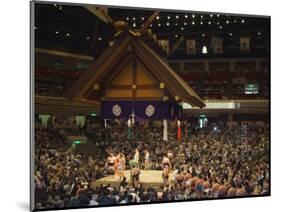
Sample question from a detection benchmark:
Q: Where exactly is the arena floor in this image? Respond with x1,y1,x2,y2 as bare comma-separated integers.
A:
94,170,172,191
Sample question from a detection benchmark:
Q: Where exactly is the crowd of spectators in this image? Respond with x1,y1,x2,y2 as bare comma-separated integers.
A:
34,118,270,210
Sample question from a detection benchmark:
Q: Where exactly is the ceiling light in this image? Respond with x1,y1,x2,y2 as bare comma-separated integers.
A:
217,22,220,25
126,17,129,20
185,15,188,18
200,21,203,25
184,22,187,26
226,20,229,24
142,17,145,20
176,15,179,19
192,21,195,25
217,14,220,17
86,36,90,40
133,23,137,27
166,22,170,26
192,14,195,18
181,27,184,31
55,31,59,34
175,22,178,26
175,34,178,38
158,23,161,27
210,14,213,17
156,16,159,20
200,15,204,19
66,33,70,37
229,33,233,36
220,25,223,29
202,33,205,37
241,19,245,23
132,17,136,20
234,19,237,23
258,32,261,35
98,37,102,41
59,6,62,10
208,21,211,25
167,16,170,19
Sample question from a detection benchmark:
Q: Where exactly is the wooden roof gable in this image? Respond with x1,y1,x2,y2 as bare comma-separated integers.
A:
65,32,205,108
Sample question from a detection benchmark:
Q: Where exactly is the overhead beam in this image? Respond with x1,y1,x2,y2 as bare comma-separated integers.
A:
35,48,94,61
84,6,112,23
166,36,185,58
138,11,160,35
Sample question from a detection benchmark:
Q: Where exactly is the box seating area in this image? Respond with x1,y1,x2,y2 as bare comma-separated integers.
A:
35,65,269,100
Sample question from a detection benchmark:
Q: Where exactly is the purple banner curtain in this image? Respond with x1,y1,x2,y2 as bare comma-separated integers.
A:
101,101,132,119
101,101,182,120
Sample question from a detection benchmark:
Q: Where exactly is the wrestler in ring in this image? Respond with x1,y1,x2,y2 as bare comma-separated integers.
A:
162,153,172,187
106,152,116,178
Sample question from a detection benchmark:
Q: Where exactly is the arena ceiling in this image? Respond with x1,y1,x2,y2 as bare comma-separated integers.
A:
34,2,270,60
